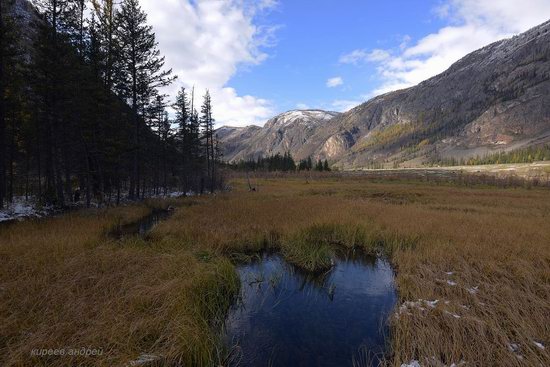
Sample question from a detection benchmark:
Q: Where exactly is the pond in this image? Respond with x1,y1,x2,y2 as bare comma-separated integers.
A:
224,249,397,367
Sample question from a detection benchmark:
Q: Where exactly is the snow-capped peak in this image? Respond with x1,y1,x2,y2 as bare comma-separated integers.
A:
266,110,339,129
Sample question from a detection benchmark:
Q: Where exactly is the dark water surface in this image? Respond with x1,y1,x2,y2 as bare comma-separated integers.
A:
111,210,172,238
224,249,397,367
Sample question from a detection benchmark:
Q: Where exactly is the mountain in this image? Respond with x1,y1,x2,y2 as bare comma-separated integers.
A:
219,20,550,168
217,110,340,162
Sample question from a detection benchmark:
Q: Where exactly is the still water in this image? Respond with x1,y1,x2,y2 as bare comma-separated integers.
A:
224,249,397,367
111,210,172,238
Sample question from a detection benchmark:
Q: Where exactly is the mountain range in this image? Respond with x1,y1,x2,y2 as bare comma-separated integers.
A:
217,20,550,168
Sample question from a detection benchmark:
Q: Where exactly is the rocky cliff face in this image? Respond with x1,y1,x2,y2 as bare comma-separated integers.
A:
219,20,550,168
217,110,340,162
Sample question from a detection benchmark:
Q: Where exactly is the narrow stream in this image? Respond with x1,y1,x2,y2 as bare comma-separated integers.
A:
224,249,397,366
111,210,172,238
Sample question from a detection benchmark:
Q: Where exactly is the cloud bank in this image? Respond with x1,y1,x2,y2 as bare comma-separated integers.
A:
342,0,550,98
140,0,278,127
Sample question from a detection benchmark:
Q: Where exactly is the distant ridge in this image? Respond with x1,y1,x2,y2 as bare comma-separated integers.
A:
219,20,550,168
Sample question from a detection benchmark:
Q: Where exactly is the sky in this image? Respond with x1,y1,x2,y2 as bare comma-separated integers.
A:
138,0,550,127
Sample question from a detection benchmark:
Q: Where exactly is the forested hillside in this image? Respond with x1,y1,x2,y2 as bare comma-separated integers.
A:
0,0,220,209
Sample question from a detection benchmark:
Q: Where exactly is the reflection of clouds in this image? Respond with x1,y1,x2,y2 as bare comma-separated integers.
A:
224,252,397,366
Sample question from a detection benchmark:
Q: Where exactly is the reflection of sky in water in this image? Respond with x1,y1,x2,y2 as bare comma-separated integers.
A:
224,251,397,367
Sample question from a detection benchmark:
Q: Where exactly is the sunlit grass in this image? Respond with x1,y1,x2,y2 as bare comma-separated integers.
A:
1,175,549,366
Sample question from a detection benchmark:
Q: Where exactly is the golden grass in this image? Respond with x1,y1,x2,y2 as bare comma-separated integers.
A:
0,201,238,367
1,176,550,366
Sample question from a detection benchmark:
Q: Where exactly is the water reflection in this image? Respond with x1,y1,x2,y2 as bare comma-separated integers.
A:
224,249,397,367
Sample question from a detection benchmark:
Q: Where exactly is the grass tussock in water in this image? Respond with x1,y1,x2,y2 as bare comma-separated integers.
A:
2,176,550,366
281,225,335,272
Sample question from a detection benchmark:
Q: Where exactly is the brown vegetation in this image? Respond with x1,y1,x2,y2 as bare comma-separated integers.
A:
1,175,549,366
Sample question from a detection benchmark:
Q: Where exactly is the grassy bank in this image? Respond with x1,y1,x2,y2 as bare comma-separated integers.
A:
1,175,549,366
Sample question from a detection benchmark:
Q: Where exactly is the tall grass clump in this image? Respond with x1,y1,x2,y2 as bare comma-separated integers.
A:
281,223,377,271
282,225,334,272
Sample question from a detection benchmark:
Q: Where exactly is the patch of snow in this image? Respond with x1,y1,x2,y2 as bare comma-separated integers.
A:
508,343,521,354
397,299,441,317
533,341,545,350
426,300,439,308
1,190,196,224
467,286,479,294
445,311,461,319
149,190,196,199
0,197,53,223
402,357,466,367
268,110,339,128
447,280,457,286
128,354,161,366
445,271,454,275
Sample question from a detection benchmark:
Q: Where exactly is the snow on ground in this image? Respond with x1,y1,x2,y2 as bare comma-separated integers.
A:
401,359,466,367
0,197,54,223
128,354,161,366
396,299,441,317
0,191,195,224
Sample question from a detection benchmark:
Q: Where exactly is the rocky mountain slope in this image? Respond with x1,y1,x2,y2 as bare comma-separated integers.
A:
219,20,550,168
217,110,340,162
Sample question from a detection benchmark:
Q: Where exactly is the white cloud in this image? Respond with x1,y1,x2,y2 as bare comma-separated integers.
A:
339,49,391,65
296,103,310,110
326,77,344,88
345,0,550,96
139,0,278,126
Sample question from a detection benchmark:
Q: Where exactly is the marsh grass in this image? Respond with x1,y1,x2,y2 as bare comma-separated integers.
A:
1,175,550,366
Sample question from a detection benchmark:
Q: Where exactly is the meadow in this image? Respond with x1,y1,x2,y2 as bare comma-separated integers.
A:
1,173,549,366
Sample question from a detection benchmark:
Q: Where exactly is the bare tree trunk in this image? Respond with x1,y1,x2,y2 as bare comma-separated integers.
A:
8,123,14,203
0,0,5,209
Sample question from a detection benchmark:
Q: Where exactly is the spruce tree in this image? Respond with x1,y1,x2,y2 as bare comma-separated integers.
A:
90,0,116,90
174,87,191,191
115,0,175,199
33,0,79,206
315,159,323,171
200,90,215,193
0,0,7,208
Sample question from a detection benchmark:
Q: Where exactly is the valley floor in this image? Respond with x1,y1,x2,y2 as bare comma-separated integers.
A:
1,174,549,366
354,161,550,180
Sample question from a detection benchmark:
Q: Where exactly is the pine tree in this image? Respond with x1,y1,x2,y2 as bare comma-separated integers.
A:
323,159,330,171
90,0,116,90
174,87,191,191
200,90,215,193
0,0,7,208
33,0,79,206
115,0,175,199
315,159,323,171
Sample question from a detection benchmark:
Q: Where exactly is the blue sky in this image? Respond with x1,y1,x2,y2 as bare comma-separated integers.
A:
230,1,446,113
140,0,550,126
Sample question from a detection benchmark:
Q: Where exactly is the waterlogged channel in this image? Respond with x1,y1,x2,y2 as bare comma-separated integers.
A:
224,249,397,366
111,209,172,238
